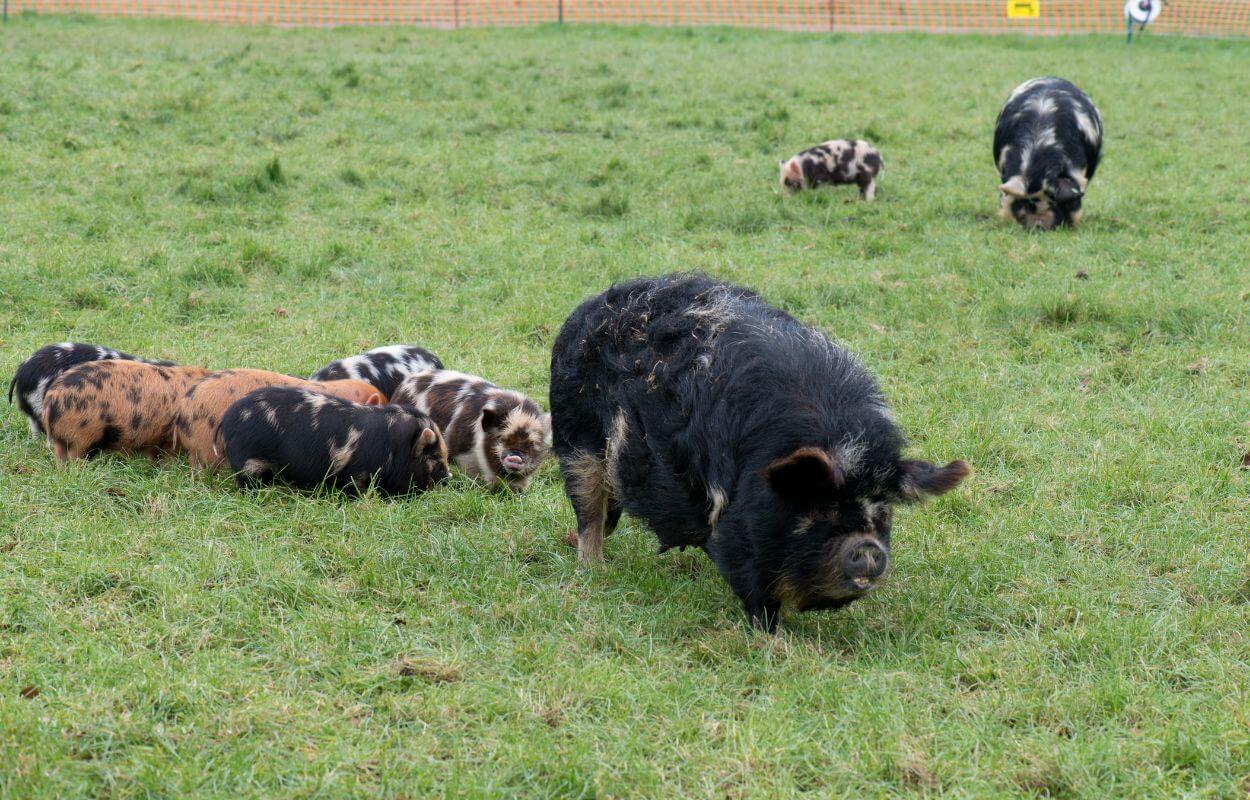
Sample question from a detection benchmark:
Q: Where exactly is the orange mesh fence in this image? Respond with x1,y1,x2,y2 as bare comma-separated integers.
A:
7,0,1250,35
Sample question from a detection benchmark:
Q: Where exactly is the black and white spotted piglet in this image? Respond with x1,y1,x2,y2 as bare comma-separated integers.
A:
309,345,443,400
220,387,450,496
994,77,1102,230
391,370,551,492
779,140,883,200
8,342,177,435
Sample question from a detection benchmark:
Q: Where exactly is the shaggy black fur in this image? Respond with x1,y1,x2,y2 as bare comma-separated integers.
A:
221,387,449,496
993,76,1102,229
9,342,176,435
310,345,444,399
550,274,969,631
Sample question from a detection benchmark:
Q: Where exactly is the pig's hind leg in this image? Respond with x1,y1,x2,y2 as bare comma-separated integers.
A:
233,457,275,489
858,173,877,202
559,449,611,563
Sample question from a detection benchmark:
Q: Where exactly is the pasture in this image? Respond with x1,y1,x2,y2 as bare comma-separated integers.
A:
1,16,1249,797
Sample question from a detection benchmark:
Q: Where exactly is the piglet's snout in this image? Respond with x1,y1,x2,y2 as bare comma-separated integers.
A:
839,535,890,589
502,451,526,472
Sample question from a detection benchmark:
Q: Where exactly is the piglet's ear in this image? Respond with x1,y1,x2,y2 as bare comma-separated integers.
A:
898,459,972,503
764,447,845,508
363,392,384,406
999,176,1027,198
541,413,553,448
416,427,438,451
480,406,504,432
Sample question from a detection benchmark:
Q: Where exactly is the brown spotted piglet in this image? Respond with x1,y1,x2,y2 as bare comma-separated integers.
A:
9,342,177,436
174,369,384,470
42,360,211,464
220,387,449,496
391,369,551,491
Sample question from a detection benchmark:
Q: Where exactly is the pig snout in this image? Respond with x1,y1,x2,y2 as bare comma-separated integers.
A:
838,534,890,590
502,451,526,472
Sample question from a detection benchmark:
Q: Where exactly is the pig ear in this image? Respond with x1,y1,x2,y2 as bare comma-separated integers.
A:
1049,177,1083,203
480,405,504,431
999,176,1027,198
897,459,972,503
541,413,553,448
763,447,846,507
414,426,438,452
364,391,384,406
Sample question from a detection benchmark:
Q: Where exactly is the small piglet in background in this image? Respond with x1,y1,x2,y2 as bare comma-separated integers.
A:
10,342,177,435
310,345,443,400
391,370,551,492
174,369,383,470
550,274,970,632
42,360,211,464
779,140,883,200
220,387,449,496
994,76,1102,230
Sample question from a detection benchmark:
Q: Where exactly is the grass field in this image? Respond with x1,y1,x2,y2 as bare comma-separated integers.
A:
1,15,1249,798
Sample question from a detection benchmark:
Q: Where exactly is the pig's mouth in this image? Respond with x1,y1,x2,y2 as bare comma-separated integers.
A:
832,533,891,594
775,533,892,611
501,450,527,473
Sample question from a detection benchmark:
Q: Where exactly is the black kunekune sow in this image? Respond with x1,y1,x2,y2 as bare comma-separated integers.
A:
549,274,970,631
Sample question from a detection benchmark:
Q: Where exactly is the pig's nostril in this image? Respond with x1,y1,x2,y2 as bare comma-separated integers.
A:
844,540,889,581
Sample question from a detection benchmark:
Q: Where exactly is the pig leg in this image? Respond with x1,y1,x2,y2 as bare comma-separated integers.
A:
738,571,782,633
233,457,274,489
858,173,877,202
565,500,623,548
560,450,610,562
604,503,623,536
708,530,783,633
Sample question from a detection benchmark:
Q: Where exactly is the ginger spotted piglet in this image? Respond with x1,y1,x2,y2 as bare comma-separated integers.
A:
9,342,177,436
42,360,211,464
174,369,383,470
391,370,551,492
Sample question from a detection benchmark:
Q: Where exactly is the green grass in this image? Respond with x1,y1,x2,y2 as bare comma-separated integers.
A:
2,15,1249,798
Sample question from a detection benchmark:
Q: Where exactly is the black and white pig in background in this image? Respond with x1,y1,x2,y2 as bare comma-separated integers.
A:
779,139,883,200
310,345,444,400
994,76,1102,230
9,342,177,436
550,274,970,632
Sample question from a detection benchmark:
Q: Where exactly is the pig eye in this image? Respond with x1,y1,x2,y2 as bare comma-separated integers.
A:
872,505,893,529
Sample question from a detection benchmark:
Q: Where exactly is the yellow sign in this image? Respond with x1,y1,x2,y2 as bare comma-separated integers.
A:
1007,0,1039,17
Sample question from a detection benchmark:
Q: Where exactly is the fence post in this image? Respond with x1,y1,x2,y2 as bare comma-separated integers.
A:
558,0,563,24
3,0,8,25
454,0,460,28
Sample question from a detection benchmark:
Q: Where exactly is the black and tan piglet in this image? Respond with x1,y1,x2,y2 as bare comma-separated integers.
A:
310,345,444,400
10,342,177,435
220,387,449,496
779,140,883,200
550,274,970,632
391,370,551,491
994,77,1102,230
